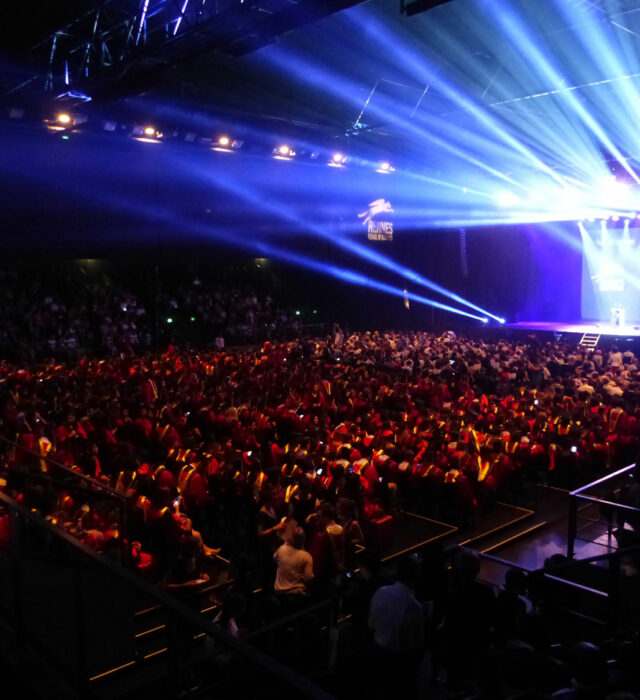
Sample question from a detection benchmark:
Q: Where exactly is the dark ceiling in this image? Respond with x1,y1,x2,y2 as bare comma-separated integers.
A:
4,0,640,167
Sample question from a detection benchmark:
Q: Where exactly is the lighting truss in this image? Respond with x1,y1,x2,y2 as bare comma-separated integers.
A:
401,0,455,17
17,0,369,100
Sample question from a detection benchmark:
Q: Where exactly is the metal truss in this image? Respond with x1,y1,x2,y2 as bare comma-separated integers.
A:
17,0,368,100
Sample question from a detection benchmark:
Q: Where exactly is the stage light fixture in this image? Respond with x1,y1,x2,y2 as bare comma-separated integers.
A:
273,144,295,160
46,112,75,131
132,125,162,143
212,135,237,153
612,215,620,221
329,152,347,167
376,161,395,174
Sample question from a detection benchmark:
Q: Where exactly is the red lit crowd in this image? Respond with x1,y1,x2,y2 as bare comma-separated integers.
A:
1,329,639,592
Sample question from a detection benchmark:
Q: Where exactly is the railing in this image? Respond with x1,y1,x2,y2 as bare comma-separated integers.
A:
475,526,640,634
476,463,640,634
568,463,640,559
0,489,335,700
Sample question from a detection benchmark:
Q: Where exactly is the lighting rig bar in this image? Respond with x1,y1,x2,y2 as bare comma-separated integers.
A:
401,0,455,17
14,0,368,101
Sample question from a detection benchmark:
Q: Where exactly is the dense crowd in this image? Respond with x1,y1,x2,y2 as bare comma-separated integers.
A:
0,264,303,361
2,330,639,577
2,329,640,697
0,266,151,360
156,278,302,347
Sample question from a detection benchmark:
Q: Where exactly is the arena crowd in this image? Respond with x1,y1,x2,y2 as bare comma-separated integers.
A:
2,328,640,697
0,263,302,361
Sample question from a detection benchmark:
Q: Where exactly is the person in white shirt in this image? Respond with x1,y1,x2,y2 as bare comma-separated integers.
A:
368,557,425,654
274,526,314,597
609,347,623,369
368,556,425,697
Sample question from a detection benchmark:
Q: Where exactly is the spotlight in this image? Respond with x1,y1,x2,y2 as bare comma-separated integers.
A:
212,135,237,153
612,215,620,222
329,152,347,167
274,145,295,160
332,152,344,163
132,125,162,143
376,161,395,174
497,317,506,324
46,112,74,131
481,317,489,324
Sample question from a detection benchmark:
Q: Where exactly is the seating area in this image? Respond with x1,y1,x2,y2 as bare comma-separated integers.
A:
0,262,303,362
2,325,640,697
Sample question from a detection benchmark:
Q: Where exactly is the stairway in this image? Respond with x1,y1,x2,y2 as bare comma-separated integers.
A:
89,558,235,699
580,333,600,348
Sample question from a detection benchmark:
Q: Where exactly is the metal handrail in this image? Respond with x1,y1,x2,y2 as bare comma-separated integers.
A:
549,542,640,571
478,550,533,573
571,494,640,513
570,463,636,497
541,573,609,598
0,489,335,700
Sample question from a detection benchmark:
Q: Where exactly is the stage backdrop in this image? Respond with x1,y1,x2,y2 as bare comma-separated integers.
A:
581,223,640,325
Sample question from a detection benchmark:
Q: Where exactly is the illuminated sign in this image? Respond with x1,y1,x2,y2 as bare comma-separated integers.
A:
359,199,394,241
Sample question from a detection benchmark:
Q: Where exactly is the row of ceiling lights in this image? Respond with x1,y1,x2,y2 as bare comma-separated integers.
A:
44,111,396,173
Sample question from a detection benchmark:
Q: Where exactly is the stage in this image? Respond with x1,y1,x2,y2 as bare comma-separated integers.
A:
506,320,640,338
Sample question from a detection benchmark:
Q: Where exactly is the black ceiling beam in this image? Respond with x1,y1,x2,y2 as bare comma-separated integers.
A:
401,0,456,17
5,0,370,103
